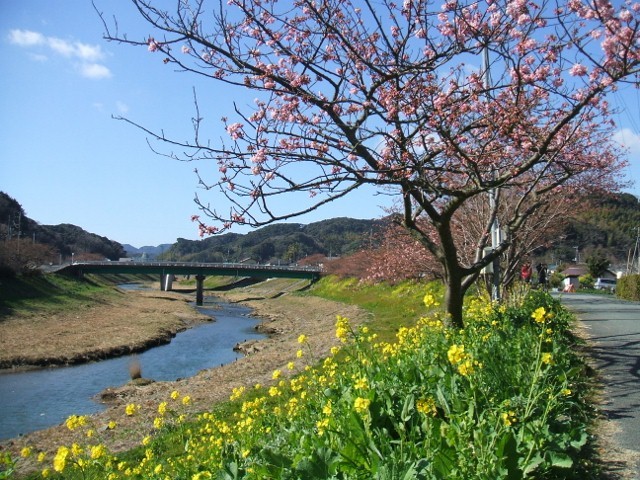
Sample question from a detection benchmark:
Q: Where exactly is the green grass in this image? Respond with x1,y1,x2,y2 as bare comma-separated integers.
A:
0,274,114,317
305,276,440,342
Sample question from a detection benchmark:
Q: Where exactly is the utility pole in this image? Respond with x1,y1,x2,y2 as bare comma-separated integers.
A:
483,46,501,301
627,226,640,275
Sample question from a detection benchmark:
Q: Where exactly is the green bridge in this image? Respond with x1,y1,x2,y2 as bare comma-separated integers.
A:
62,261,322,305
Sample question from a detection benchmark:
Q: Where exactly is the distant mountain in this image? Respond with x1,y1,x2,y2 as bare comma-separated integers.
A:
123,244,173,260
0,191,126,262
159,217,388,264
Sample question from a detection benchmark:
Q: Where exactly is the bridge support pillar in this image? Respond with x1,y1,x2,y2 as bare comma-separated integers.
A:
161,274,174,292
195,274,205,306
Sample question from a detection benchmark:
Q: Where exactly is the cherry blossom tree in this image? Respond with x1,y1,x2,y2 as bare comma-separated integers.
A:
99,0,640,328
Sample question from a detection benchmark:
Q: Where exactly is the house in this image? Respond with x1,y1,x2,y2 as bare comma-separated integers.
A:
560,265,617,290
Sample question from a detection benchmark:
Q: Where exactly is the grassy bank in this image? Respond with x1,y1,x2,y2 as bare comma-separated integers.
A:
3,277,598,479
0,273,157,317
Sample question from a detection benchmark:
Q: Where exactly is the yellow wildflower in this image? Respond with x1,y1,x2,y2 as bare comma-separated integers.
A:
354,397,371,415
125,403,139,416
20,447,32,458
170,390,180,400
531,307,547,324
65,414,87,431
297,334,308,344
502,411,517,426
158,401,168,416
416,397,437,416
53,446,69,472
541,352,554,365
423,293,440,307
182,395,192,406
272,369,282,380
447,344,466,365
335,315,350,342
316,418,329,436
230,386,245,401
90,445,106,460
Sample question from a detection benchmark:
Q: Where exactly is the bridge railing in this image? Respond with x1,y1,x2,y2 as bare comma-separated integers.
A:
70,261,323,273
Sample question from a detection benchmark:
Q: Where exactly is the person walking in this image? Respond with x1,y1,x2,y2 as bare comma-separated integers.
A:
520,262,533,283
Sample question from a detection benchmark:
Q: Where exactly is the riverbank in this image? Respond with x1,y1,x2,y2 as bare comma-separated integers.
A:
0,288,211,371
0,279,368,477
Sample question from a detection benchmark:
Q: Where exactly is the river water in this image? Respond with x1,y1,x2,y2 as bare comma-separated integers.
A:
0,288,264,441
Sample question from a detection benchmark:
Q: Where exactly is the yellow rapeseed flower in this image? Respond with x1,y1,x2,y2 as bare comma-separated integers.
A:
53,446,69,472
531,307,547,324
423,293,440,307
20,447,32,458
502,411,517,426
335,315,350,342
171,390,180,400
90,445,106,460
125,403,139,416
182,395,192,406
541,352,554,365
416,397,437,416
297,334,308,344
65,414,87,431
272,369,282,379
316,418,329,436
158,402,168,416
354,397,371,415
457,359,475,376
447,344,466,365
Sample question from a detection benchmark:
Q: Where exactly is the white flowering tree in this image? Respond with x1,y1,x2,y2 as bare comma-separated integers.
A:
100,0,640,328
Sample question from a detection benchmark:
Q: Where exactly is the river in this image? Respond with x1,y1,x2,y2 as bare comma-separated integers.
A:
0,288,264,441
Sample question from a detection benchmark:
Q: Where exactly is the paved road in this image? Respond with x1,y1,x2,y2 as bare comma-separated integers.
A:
559,294,640,477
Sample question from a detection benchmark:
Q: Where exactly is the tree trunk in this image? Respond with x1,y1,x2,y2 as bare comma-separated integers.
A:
444,265,465,329
437,220,467,329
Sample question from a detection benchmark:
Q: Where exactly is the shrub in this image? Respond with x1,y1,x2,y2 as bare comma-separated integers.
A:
617,274,640,301
578,273,595,290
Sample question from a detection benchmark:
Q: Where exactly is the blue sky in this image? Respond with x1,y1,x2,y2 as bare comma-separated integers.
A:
2,0,640,248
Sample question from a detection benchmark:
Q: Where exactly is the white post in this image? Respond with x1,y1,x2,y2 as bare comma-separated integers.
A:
483,46,501,302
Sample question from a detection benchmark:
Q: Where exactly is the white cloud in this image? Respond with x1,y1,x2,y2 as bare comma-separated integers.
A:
9,28,111,80
613,128,640,154
47,36,76,57
116,101,129,115
80,63,112,79
8,29,44,46
75,43,105,62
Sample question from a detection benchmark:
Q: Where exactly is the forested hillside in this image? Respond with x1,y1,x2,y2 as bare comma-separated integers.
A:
550,193,640,264
160,217,386,264
0,192,126,274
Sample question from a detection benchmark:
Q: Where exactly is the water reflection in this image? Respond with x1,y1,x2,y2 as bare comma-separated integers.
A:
0,295,263,440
